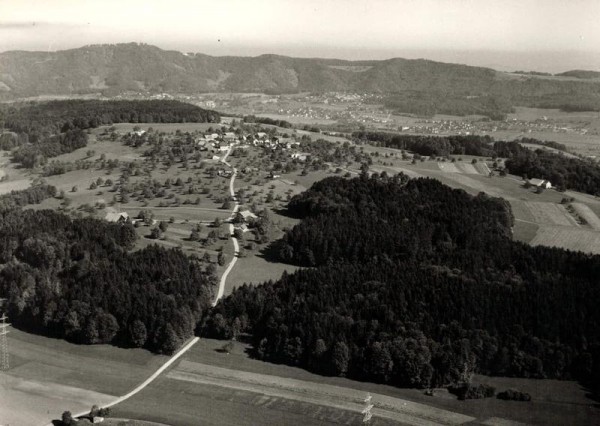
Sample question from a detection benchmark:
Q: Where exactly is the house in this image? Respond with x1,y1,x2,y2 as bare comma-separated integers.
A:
269,171,281,179
223,132,236,141
133,129,146,136
239,210,258,222
256,132,267,139
291,152,310,162
218,145,230,152
105,212,129,223
528,178,552,189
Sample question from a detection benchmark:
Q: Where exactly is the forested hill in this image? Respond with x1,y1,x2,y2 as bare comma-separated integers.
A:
0,208,215,354
1,43,600,115
0,99,220,135
0,100,220,169
204,175,600,390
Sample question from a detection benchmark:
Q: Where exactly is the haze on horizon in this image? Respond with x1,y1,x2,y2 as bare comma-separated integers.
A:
1,0,600,73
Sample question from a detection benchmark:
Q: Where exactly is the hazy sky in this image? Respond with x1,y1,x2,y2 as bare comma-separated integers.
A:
1,0,600,71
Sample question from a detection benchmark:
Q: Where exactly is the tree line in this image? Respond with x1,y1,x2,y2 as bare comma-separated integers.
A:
354,131,600,195
1,100,221,168
352,131,496,157
0,184,57,210
203,175,600,390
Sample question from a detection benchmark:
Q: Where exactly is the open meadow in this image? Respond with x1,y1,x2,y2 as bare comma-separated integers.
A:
1,328,167,425
109,338,600,426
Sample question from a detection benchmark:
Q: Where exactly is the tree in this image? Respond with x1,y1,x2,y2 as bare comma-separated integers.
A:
61,411,76,426
71,185,78,192
218,252,226,266
190,229,201,241
150,227,162,239
96,312,119,343
331,341,350,376
129,320,147,348
159,323,182,355
159,221,169,232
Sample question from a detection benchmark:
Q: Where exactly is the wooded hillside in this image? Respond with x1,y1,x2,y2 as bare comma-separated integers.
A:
204,176,600,389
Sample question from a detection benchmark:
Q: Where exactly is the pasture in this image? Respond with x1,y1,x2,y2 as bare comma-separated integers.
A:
224,254,302,296
2,328,166,425
572,203,600,230
530,226,600,255
109,338,600,426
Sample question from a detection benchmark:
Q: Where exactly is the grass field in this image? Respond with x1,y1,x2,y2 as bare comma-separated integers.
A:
3,328,166,425
572,203,600,230
224,254,302,296
530,226,600,254
522,202,579,227
109,338,600,426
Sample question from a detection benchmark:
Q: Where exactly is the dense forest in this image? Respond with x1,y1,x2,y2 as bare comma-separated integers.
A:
0,100,220,136
204,175,600,390
243,115,293,128
0,100,220,168
382,91,514,120
0,207,215,354
494,141,600,195
352,131,496,157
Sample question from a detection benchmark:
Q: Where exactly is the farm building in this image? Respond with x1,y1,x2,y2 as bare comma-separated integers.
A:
105,211,129,223
528,178,552,189
291,152,310,162
223,132,236,141
239,210,258,222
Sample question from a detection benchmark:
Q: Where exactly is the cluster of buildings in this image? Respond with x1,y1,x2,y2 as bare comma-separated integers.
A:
195,131,302,154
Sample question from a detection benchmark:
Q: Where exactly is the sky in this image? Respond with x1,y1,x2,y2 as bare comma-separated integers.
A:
1,0,600,72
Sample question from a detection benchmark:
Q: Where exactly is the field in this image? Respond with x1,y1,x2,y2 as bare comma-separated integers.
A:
109,338,600,426
572,203,600,230
224,254,302,295
2,328,166,425
531,226,600,254
521,202,579,227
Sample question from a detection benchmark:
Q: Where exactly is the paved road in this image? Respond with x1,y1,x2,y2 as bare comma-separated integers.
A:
212,147,240,307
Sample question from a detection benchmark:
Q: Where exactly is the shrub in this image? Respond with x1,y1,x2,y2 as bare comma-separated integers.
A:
448,383,496,400
497,389,531,401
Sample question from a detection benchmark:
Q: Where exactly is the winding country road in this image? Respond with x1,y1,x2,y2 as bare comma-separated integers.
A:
212,146,240,307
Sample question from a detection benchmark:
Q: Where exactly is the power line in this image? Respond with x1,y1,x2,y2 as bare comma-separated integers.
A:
0,298,9,371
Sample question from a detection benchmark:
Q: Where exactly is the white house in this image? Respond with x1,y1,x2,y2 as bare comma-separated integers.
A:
528,178,552,189
105,211,129,223
239,210,258,221
291,152,310,162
